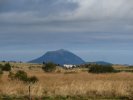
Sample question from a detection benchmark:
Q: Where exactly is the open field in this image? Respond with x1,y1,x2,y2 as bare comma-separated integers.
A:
0,62,133,100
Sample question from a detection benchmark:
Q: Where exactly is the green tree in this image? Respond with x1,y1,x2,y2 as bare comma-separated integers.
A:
42,62,56,72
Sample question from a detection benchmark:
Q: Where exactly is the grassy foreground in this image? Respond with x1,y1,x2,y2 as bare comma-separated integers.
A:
0,62,133,100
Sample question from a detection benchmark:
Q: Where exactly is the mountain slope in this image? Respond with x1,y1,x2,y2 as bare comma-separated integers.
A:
29,49,85,65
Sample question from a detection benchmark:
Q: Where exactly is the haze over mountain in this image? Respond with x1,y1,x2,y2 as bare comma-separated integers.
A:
1,0,133,64
87,61,112,65
29,49,85,65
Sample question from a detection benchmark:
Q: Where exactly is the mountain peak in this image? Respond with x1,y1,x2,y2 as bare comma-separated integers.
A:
55,49,67,52
29,49,85,65
57,49,72,53
46,49,67,54
58,49,66,51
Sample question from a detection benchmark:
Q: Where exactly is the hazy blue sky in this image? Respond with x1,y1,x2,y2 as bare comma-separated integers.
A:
0,0,133,64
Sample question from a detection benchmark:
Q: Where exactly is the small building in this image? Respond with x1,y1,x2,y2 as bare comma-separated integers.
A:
63,64,76,68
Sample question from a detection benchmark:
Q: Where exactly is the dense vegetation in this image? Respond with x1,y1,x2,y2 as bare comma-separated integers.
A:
0,69,3,77
8,70,38,83
0,62,133,99
88,64,115,73
0,63,11,71
42,62,56,72
128,66,133,68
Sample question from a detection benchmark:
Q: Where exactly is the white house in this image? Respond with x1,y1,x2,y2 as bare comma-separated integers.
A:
63,64,76,68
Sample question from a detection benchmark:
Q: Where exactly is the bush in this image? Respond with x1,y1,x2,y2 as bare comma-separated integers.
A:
0,64,3,78
0,69,3,78
0,64,3,72
128,66,133,68
88,64,115,73
28,76,38,83
8,70,38,83
0,70,3,74
2,63,11,71
14,70,28,82
42,62,56,72
8,71,15,80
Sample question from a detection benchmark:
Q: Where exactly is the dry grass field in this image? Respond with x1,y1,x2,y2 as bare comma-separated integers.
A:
0,62,133,100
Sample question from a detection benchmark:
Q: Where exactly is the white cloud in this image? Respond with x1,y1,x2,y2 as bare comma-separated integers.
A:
62,0,133,21
1,0,133,22
0,0,133,39
0,0,133,64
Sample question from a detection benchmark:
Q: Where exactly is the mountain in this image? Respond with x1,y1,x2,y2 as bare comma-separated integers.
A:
29,49,85,65
87,61,112,65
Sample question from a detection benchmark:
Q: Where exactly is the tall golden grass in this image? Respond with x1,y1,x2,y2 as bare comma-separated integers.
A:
0,69,133,99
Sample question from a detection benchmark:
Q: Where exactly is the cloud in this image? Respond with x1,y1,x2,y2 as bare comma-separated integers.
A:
0,0,133,47
1,0,133,33
70,0,133,20
0,0,133,64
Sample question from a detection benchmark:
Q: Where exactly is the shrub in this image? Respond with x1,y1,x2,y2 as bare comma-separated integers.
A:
2,63,11,71
88,64,115,73
42,62,56,72
0,70,3,74
8,70,38,83
28,76,38,83
0,64,3,70
0,69,3,78
14,70,28,82
0,65,3,78
128,66,133,68
8,71,15,80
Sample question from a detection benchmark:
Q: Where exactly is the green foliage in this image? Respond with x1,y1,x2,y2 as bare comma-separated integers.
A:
2,63,12,71
0,65,3,78
0,64,3,68
128,66,133,68
79,64,91,68
8,70,38,83
8,71,15,80
14,70,28,82
27,76,38,83
88,64,115,73
42,62,56,72
0,70,3,74
0,69,3,77
0,64,3,74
